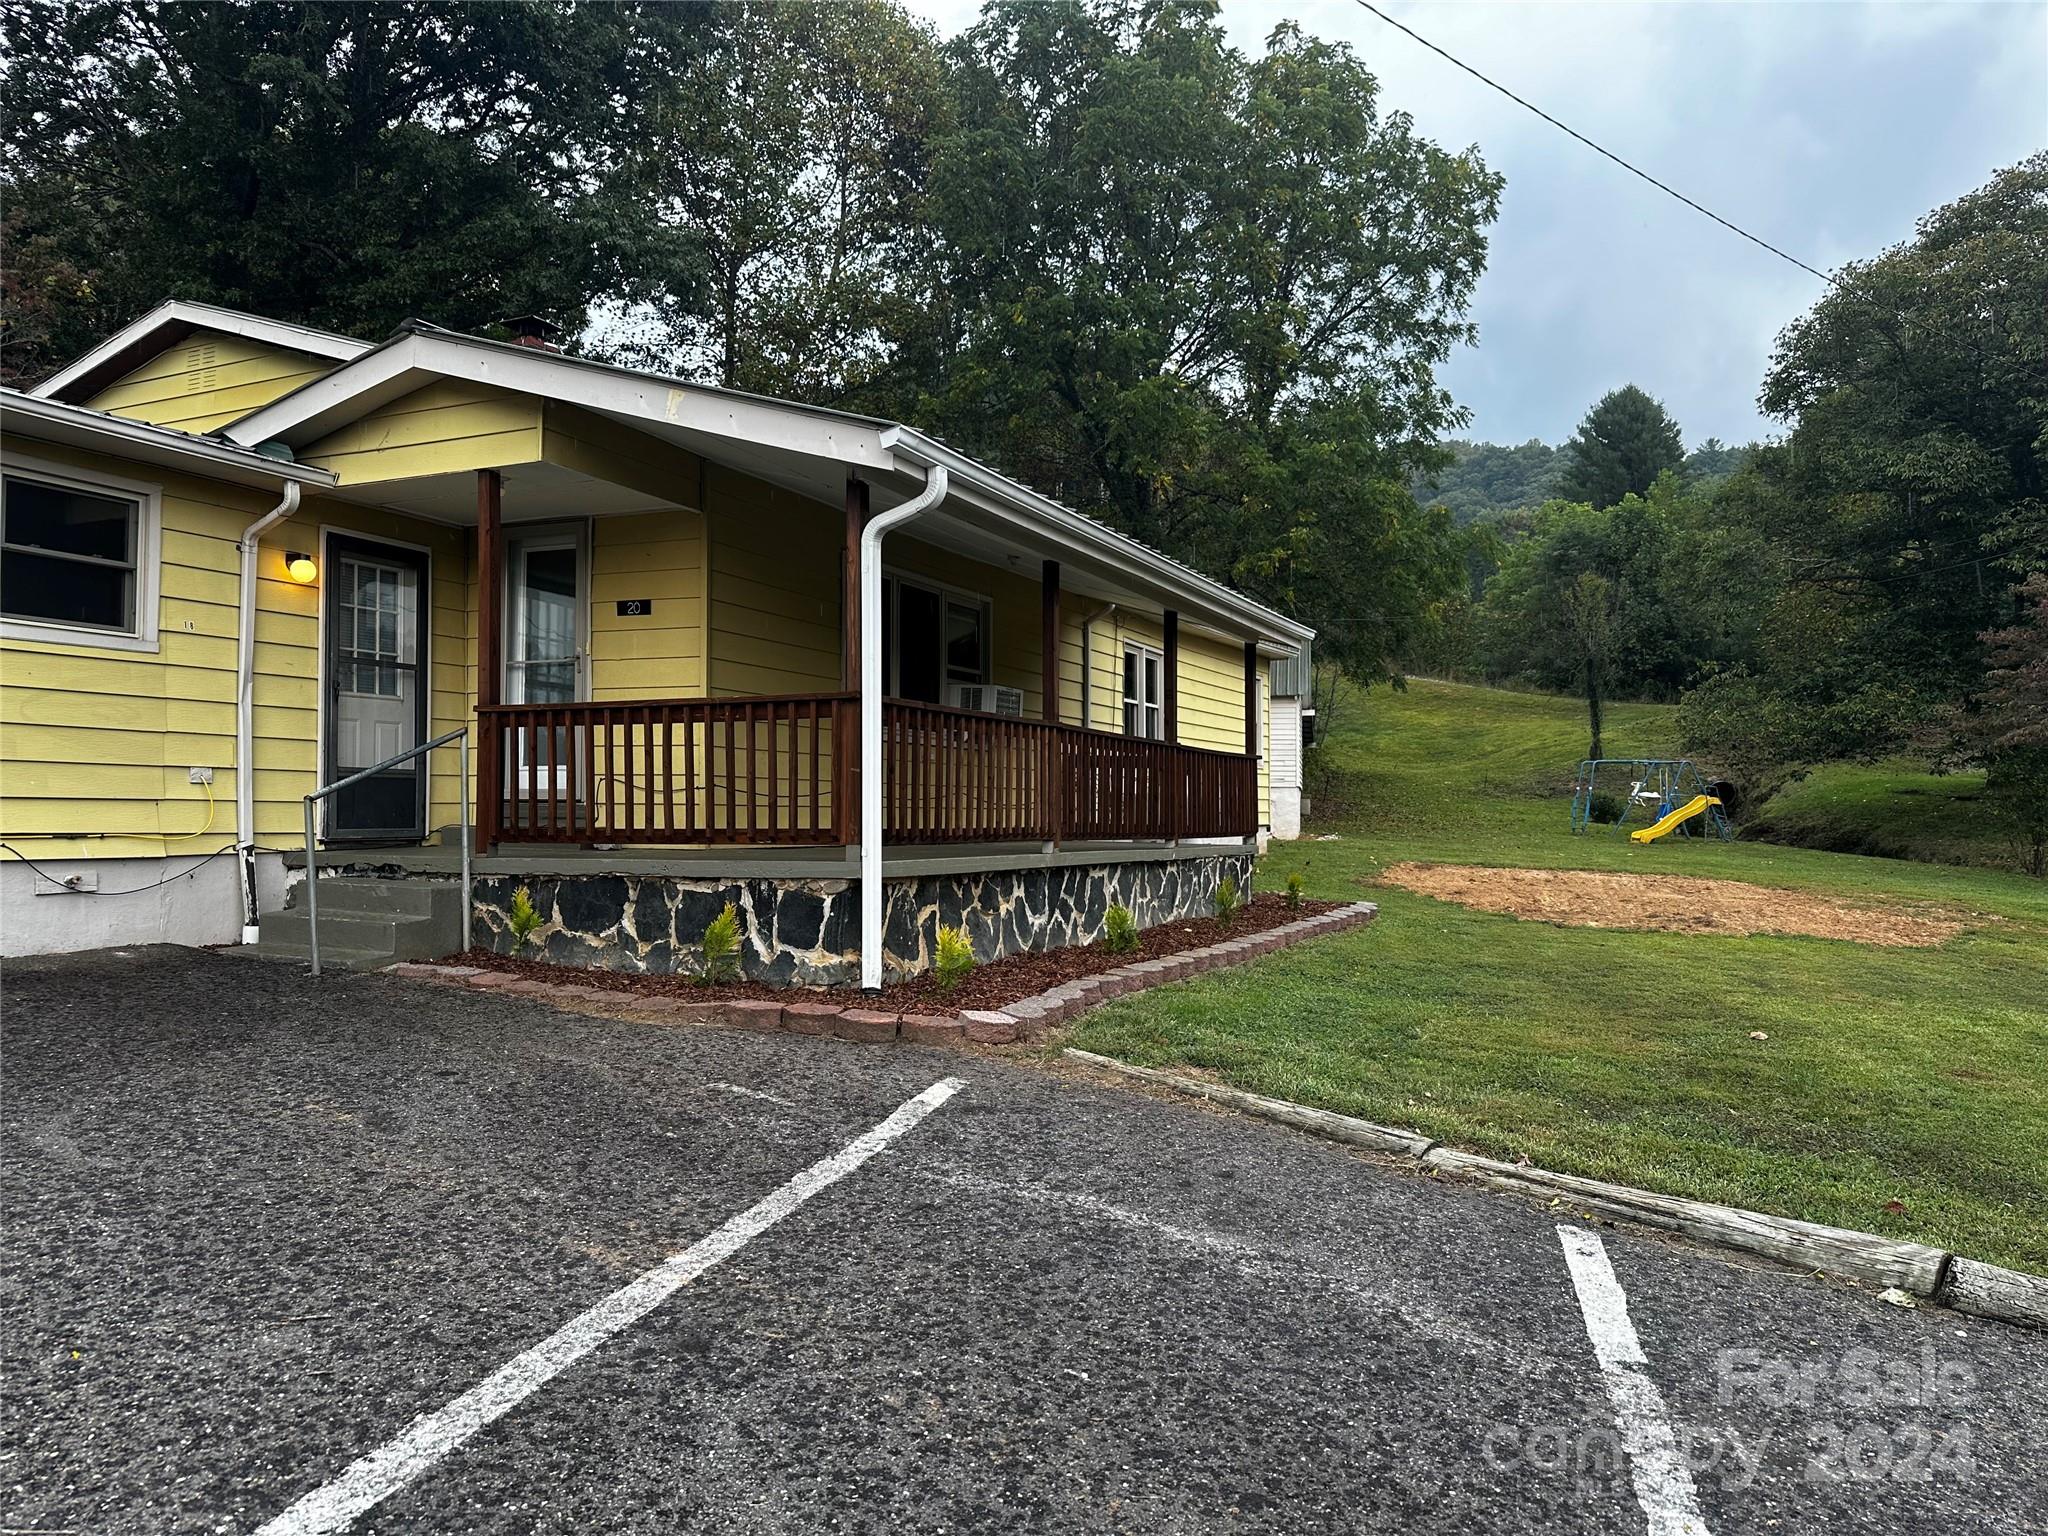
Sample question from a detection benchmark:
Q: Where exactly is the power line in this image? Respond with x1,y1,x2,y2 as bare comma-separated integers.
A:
1353,1,1837,286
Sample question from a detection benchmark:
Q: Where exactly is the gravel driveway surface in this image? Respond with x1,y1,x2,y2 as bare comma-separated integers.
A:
3,947,2042,1534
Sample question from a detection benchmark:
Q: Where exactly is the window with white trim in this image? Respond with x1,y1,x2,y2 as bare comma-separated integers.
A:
1123,642,1164,740
2,467,156,645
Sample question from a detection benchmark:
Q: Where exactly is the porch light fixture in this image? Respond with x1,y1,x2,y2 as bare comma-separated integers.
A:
285,551,318,584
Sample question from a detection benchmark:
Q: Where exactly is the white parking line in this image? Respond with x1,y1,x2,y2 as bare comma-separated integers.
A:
254,1076,966,1536
1556,1224,1712,1536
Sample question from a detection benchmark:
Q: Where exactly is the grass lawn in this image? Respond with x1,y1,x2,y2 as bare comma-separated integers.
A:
1747,759,2015,870
1065,679,2048,1274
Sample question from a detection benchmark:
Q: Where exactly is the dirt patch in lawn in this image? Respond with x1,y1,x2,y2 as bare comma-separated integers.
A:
1377,862,1966,948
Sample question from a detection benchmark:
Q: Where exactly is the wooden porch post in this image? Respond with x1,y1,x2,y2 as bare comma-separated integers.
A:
1163,609,1182,839
1040,560,1060,721
474,469,505,853
842,476,869,691
1243,640,1259,757
1243,639,1259,837
1163,609,1179,743
1042,560,1062,845
842,475,869,845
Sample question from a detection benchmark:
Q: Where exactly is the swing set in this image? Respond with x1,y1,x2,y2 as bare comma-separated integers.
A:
1570,758,1734,842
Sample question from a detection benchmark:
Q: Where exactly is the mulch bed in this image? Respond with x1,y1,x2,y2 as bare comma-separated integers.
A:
447,891,1341,1011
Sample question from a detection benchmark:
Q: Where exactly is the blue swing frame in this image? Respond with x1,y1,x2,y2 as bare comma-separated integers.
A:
1570,757,1733,840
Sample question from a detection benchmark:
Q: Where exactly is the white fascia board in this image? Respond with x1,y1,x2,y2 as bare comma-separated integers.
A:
224,332,897,474
31,299,370,401
881,427,1314,651
0,392,338,490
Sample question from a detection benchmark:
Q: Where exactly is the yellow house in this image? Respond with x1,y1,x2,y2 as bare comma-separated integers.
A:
2,302,1313,982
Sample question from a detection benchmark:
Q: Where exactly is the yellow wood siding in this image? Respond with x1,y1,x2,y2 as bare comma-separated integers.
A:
543,401,705,510
299,380,543,484
704,466,841,696
588,510,706,699
82,335,337,433
0,433,474,859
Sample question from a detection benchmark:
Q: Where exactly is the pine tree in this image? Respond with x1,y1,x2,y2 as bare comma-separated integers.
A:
1556,386,1685,509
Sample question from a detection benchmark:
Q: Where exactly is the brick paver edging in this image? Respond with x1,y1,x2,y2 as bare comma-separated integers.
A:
391,899,1378,1049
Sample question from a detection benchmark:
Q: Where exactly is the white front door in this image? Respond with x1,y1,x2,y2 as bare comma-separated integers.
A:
505,527,586,794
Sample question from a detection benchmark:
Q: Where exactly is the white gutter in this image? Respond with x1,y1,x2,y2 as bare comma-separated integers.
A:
859,462,949,990
234,482,303,941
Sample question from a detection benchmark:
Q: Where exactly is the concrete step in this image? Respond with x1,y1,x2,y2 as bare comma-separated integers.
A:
232,941,401,972
257,905,461,964
285,877,463,919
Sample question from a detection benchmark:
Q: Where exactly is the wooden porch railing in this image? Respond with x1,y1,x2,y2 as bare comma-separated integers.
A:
479,694,854,845
882,700,1255,844
478,694,1256,848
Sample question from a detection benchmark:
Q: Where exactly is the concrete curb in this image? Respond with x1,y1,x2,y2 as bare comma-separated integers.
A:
391,899,1380,1049
1062,1047,2048,1333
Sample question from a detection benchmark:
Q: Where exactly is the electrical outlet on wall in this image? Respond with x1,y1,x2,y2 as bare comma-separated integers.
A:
189,766,215,785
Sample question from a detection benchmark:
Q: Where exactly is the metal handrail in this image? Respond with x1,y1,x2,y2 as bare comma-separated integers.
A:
301,727,471,977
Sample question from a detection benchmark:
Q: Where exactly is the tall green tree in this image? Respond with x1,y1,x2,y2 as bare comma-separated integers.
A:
1475,472,1771,750
0,1,664,383
1556,385,1685,510
1960,573,2048,876
892,0,1502,680
610,0,945,400
1680,154,2048,774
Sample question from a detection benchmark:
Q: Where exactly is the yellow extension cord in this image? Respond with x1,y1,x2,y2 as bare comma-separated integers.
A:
154,771,219,844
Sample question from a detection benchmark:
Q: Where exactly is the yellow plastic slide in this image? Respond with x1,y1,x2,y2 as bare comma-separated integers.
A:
1630,794,1721,844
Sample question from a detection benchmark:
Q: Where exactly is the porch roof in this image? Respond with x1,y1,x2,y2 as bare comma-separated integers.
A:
222,321,1314,653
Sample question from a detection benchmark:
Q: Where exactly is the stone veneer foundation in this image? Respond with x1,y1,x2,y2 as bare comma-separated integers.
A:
468,851,1257,987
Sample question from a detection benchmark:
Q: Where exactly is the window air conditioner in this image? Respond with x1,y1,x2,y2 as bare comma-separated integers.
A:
951,683,1025,716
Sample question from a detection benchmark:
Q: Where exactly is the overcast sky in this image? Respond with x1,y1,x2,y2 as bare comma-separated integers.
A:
903,0,2047,449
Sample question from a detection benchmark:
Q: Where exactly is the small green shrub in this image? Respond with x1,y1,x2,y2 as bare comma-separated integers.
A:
507,886,543,950
1284,871,1306,910
1102,903,1139,954
700,900,742,984
933,923,976,991
1587,791,1625,825
1215,876,1240,924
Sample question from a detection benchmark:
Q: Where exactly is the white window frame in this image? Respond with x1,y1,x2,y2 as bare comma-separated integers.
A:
0,454,163,654
1123,641,1164,740
882,568,991,700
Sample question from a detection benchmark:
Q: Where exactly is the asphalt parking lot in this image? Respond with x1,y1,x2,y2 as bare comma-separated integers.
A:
3,947,2043,1535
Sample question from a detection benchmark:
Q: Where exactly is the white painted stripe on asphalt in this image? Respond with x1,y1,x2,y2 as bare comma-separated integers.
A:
254,1076,967,1536
1556,1225,1711,1536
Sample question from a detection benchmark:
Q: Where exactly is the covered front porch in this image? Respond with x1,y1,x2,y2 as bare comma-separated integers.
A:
465,458,1266,857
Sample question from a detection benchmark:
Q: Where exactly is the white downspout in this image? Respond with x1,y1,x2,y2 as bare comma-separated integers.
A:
235,480,303,941
859,462,949,990
1077,601,1117,729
